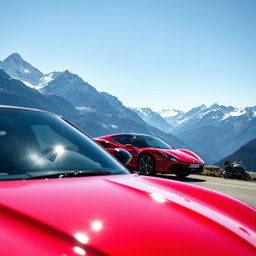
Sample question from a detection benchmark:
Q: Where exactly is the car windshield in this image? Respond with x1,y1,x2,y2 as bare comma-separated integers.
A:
112,134,172,149
0,108,129,181
132,135,172,149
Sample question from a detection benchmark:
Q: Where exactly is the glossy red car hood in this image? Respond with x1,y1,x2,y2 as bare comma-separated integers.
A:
0,174,255,256
160,148,203,164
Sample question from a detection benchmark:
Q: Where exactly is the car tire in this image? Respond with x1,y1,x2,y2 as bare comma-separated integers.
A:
138,153,155,176
244,172,252,181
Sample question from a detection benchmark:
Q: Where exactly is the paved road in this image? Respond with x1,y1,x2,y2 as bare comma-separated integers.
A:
157,174,256,208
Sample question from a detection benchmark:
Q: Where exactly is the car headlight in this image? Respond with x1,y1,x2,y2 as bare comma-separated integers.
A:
160,152,179,162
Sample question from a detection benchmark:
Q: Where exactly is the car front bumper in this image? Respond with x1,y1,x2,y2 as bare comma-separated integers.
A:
169,163,204,176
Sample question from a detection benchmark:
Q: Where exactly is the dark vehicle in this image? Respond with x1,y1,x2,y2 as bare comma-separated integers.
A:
223,160,252,181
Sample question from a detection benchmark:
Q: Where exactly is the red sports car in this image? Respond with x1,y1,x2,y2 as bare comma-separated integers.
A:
0,106,256,256
95,133,204,177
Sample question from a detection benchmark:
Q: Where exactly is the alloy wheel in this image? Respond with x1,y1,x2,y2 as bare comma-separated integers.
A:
138,154,155,175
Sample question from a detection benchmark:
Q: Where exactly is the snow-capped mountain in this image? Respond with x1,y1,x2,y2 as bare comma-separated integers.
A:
42,70,111,111
2,52,255,164
0,53,61,89
156,104,256,163
159,106,208,128
39,72,61,88
132,107,173,133
0,53,188,149
0,53,44,87
0,69,77,119
159,104,256,134
158,109,184,118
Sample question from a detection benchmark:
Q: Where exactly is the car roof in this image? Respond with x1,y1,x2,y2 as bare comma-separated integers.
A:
111,133,155,138
0,105,55,115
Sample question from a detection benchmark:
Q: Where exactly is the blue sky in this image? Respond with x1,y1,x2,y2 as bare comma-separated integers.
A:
1,0,256,111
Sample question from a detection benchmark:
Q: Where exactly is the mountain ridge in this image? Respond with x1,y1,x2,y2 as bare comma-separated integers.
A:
132,107,173,133
0,53,44,87
0,54,189,150
2,53,255,164
144,104,256,163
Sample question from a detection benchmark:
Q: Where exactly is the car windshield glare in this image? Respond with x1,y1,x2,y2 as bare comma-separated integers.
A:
131,135,171,149
133,135,171,149
0,108,129,180
112,134,172,149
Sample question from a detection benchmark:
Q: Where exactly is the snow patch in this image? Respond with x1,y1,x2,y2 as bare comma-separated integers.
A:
39,73,55,85
222,109,246,120
76,106,96,113
135,108,149,117
24,69,30,74
175,116,191,125
19,79,35,88
197,109,218,118
159,109,180,118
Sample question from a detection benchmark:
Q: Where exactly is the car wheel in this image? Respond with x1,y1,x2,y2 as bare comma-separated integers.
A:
138,154,155,176
244,172,252,181
222,171,232,179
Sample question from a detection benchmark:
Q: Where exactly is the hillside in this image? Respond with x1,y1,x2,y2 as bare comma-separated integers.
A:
156,104,256,163
216,139,256,171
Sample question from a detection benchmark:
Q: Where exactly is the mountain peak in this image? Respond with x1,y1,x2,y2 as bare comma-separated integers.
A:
61,70,83,80
186,104,206,116
4,53,24,64
210,103,220,109
9,52,22,58
57,70,84,83
63,69,72,74
197,104,206,110
43,69,98,102
1,53,44,86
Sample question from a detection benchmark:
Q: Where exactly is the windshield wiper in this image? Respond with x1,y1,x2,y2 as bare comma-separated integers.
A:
25,170,112,179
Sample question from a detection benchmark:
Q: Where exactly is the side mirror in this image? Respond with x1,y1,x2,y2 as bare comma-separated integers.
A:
124,144,136,151
113,148,132,165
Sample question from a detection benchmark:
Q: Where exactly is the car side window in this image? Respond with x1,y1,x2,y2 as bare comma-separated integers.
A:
111,135,131,145
133,137,148,148
111,135,147,148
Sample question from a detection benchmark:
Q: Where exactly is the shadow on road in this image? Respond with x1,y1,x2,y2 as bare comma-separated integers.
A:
156,174,206,183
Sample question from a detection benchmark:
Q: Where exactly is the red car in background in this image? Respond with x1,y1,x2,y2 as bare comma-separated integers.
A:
95,133,204,177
